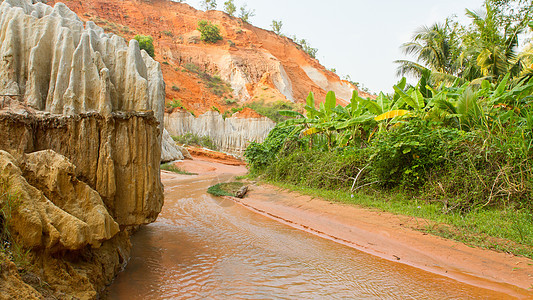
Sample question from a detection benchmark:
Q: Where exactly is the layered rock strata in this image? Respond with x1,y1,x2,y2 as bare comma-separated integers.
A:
165,110,275,156
0,0,165,298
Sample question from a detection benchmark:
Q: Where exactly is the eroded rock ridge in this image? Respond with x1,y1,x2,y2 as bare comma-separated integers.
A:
0,0,165,298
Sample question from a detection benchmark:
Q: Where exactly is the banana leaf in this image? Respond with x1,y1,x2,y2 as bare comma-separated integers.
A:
374,110,410,121
302,127,323,136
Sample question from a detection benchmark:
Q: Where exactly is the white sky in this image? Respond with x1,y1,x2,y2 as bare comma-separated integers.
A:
185,0,487,94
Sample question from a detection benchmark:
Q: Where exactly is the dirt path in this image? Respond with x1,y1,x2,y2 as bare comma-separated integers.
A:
168,156,533,298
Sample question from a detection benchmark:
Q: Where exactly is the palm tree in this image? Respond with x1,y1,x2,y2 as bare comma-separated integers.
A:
395,20,462,82
462,2,532,82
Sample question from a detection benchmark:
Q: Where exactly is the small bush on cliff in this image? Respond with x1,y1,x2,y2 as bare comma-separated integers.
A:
197,20,223,44
244,100,298,123
172,133,218,151
134,35,155,58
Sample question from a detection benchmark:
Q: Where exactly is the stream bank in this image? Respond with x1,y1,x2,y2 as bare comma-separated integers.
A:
105,156,532,298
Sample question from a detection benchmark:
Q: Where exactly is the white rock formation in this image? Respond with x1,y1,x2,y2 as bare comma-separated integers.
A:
165,110,275,156
0,0,166,227
0,0,164,123
161,128,184,162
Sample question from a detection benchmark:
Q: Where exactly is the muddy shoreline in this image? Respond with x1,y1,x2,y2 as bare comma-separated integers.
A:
172,156,533,298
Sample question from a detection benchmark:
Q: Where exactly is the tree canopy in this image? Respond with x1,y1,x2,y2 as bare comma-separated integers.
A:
395,0,533,85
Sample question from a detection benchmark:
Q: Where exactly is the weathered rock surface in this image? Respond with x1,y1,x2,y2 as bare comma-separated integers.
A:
0,0,165,298
165,110,275,156
0,253,41,300
0,111,163,226
1,150,119,252
0,0,165,122
161,128,184,162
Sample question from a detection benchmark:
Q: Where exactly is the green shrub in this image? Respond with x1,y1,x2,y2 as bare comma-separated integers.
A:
0,179,29,268
225,98,236,105
134,35,155,58
197,20,223,44
207,182,244,197
266,148,366,191
166,98,183,109
244,124,297,172
160,163,197,175
172,133,217,150
244,100,298,123
172,85,180,91
368,120,452,190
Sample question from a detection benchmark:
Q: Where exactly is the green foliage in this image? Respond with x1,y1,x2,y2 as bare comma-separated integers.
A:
0,179,29,268
172,85,180,91
368,120,456,190
247,74,533,212
160,163,197,175
266,148,367,191
134,35,155,58
162,30,173,37
271,20,283,35
166,98,183,109
243,100,298,123
291,37,318,58
172,133,218,150
183,62,232,97
225,98,236,105
201,0,217,10
396,1,533,84
207,182,244,197
244,125,297,172
223,0,236,16
197,20,223,44
239,4,255,23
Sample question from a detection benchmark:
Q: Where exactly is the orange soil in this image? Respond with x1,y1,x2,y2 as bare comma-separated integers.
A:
184,146,246,166
49,0,371,116
233,184,533,298
232,107,264,118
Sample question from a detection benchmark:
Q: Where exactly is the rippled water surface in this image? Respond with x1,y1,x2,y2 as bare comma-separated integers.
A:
105,175,506,299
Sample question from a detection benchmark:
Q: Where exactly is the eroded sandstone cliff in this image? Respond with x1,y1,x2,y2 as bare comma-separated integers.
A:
165,109,275,156
0,0,165,298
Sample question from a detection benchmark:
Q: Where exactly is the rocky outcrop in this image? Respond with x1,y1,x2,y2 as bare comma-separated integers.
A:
0,0,165,121
0,110,163,226
165,110,275,156
161,128,184,162
0,0,165,298
1,150,119,251
0,0,164,226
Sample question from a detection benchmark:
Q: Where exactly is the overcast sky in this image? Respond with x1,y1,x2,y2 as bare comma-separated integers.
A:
185,0,487,94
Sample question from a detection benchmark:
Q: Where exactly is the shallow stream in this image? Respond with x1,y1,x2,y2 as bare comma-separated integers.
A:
105,174,506,299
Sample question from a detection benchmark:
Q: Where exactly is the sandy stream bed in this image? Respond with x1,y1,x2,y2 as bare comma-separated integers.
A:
163,155,533,298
